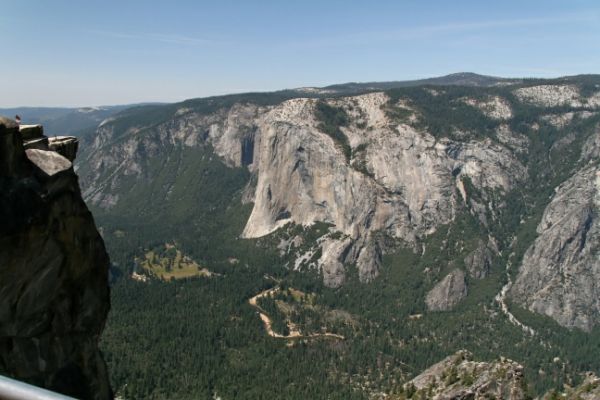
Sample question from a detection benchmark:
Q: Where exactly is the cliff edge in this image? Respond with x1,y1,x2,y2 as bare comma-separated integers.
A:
0,117,112,399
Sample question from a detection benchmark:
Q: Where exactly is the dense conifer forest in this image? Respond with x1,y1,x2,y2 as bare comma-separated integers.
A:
94,79,600,398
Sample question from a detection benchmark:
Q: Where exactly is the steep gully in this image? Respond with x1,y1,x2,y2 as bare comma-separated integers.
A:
495,258,536,336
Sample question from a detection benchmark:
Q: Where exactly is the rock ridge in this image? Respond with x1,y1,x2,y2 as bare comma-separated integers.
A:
404,350,528,399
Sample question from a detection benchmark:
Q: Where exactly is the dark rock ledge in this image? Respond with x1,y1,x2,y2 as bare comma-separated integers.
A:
0,116,112,399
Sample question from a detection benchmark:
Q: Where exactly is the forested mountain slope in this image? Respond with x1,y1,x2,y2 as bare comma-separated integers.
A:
75,74,600,398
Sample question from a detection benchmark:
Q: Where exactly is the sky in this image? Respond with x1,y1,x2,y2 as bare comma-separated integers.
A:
1,0,599,107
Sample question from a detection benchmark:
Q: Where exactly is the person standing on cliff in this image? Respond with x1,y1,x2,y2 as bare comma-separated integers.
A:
15,115,21,125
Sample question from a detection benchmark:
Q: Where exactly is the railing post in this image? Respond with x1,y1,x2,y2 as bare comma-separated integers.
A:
0,375,77,400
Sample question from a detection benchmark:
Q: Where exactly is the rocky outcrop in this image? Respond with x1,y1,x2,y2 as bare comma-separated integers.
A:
464,239,495,279
495,124,529,153
581,126,600,163
541,111,597,128
20,124,79,162
404,350,528,399
0,117,111,399
425,269,468,311
510,166,600,331
462,95,513,120
544,372,600,400
514,84,600,108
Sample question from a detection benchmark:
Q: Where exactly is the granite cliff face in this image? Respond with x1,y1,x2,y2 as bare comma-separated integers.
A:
425,269,468,311
510,164,600,332
0,117,111,399
504,84,600,331
241,94,525,287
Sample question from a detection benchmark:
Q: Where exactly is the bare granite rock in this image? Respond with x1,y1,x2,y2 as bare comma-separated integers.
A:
462,95,513,120
404,350,528,400
240,94,524,286
514,84,600,108
25,148,73,176
426,269,468,311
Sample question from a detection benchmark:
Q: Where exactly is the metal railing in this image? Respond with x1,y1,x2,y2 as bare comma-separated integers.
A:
0,375,76,400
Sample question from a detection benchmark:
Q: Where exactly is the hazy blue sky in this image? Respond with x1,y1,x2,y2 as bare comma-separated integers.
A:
1,0,599,107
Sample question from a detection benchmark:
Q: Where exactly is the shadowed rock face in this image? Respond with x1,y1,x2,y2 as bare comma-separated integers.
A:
0,117,112,399
464,239,495,280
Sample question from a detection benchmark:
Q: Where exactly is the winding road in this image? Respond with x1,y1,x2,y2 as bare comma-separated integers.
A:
248,287,344,340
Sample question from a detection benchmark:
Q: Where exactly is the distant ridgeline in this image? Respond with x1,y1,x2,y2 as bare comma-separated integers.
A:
0,117,112,400
0,105,133,137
